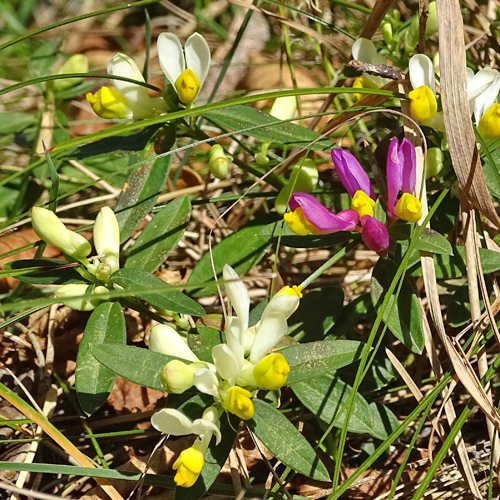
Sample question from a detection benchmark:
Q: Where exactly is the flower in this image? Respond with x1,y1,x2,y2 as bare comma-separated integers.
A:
158,32,210,105
224,386,254,420
151,406,221,487
408,54,438,125
149,324,200,362
86,53,166,119
208,144,230,179
253,353,290,391
284,193,359,236
53,284,108,311
351,38,390,100
32,206,91,263
360,215,390,253
386,137,421,222
467,67,500,139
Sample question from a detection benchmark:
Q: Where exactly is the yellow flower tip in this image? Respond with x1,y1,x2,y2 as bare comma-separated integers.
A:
277,285,303,300
353,76,378,101
86,87,130,119
224,386,254,420
478,103,500,139
283,208,320,236
408,85,437,123
395,193,422,223
351,190,375,218
173,447,204,488
175,69,201,104
254,353,290,390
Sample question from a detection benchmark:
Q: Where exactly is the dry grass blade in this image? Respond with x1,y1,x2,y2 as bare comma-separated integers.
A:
436,0,500,228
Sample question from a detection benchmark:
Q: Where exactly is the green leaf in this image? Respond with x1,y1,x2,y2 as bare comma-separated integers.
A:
410,246,500,279
291,373,378,437
482,150,500,198
389,224,453,255
188,327,224,363
90,344,177,391
3,259,84,284
203,105,333,150
371,258,424,354
248,399,330,481
115,136,174,243
327,293,374,338
447,281,487,328
282,340,364,385
76,303,126,416
287,287,344,342
112,268,205,316
0,112,35,134
369,402,400,439
125,196,190,272
186,214,275,297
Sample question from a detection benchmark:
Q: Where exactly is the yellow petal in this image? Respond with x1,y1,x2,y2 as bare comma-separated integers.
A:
86,87,130,119
395,193,422,223
253,353,290,390
175,69,201,104
283,207,321,236
173,447,204,488
224,386,254,420
353,76,379,101
408,85,437,123
478,103,500,139
351,190,375,218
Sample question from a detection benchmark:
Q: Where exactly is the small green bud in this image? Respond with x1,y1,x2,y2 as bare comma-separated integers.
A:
54,284,107,311
425,2,438,39
53,55,89,92
275,159,319,214
208,144,230,179
380,21,393,46
425,147,445,179
161,360,200,393
94,206,120,275
95,262,112,282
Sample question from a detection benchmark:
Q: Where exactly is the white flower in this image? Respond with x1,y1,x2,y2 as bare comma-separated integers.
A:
351,38,389,89
158,32,211,105
467,68,500,124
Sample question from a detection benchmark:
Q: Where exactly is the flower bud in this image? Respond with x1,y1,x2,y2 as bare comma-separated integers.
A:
53,54,89,91
275,159,319,214
86,87,131,119
161,360,200,393
54,284,104,311
224,386,254,420
270,95,297,121
94,207,120,275
208,144,230,179
175,69,201,104
253,353,290,390
32,207,91,262
425,2,438,39
380,21,393,47
173,446,204,488
94,262,112,282
425,147,445,178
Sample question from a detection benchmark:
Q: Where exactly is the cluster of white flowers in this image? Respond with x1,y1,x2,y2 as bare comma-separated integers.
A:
148,264,302,487
86,32,211,119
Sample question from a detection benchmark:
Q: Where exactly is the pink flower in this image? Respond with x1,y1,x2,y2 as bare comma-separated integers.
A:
360,216,389,254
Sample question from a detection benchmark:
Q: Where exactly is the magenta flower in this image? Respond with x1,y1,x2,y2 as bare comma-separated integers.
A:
284,193,359,236
386,138,418,220
360,215,389,253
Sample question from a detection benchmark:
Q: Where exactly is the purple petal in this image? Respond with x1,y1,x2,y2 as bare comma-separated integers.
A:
331,148,375,199
386,138,417,217
386,138,403,217
289,193,359,233
399,138,416,195
360,215,389,254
